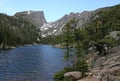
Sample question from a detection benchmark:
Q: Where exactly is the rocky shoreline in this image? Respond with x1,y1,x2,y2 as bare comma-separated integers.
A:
0,46,16,50
64,46,120,81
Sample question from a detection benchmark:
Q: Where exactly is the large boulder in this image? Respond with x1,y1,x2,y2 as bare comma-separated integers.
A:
64,71,82,80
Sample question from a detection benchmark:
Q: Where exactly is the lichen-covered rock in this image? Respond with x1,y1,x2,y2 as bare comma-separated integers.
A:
64,71,82,80
78,46,120,81
78,76,93,81
91,67,120,81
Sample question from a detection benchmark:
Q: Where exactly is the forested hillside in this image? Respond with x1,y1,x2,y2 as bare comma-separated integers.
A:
0,13,40,49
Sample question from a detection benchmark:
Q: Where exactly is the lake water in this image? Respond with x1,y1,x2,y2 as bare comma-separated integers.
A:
0,45,65,81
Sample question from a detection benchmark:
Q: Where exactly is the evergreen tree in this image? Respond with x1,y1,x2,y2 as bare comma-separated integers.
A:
63,18,75,67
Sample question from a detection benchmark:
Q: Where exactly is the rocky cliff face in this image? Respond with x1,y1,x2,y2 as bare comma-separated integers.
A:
14,11,47,28
78,46,120,81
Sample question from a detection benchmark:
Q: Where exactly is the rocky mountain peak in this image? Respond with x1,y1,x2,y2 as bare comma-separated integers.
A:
14,10,47,28
40,10,96,37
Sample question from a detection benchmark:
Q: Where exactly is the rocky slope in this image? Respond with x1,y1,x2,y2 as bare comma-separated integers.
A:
78,46,120,81
40,11,96,37
40,7,110,37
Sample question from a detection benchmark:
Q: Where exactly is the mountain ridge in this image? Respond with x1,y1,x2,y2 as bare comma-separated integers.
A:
11,5,113,37
0,4,119,45
1,4,118,38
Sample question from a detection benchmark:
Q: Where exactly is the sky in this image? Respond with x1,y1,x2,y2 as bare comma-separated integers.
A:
0,0,120,22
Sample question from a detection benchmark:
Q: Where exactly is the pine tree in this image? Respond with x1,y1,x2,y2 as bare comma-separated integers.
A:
63,18,76,67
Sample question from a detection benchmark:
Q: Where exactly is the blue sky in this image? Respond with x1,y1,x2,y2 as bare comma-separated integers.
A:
0,0,120,22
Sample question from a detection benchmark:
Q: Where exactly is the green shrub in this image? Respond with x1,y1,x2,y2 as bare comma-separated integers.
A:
54,67,73,81
73,60,88,76
54,59,88,81
98,37,116,48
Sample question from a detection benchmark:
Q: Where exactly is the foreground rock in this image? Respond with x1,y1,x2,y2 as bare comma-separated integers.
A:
78,46,120,81
64,71,82,80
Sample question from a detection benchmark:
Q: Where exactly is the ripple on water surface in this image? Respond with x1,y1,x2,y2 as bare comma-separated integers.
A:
0,45,65,81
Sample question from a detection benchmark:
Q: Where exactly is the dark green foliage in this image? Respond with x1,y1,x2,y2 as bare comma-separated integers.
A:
0,13,40,48
84,5,120,42
74,41,88,76
42,34,64,45
98,37,117,48
73,60,88,76
54,60,88,81
63,19,76,67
